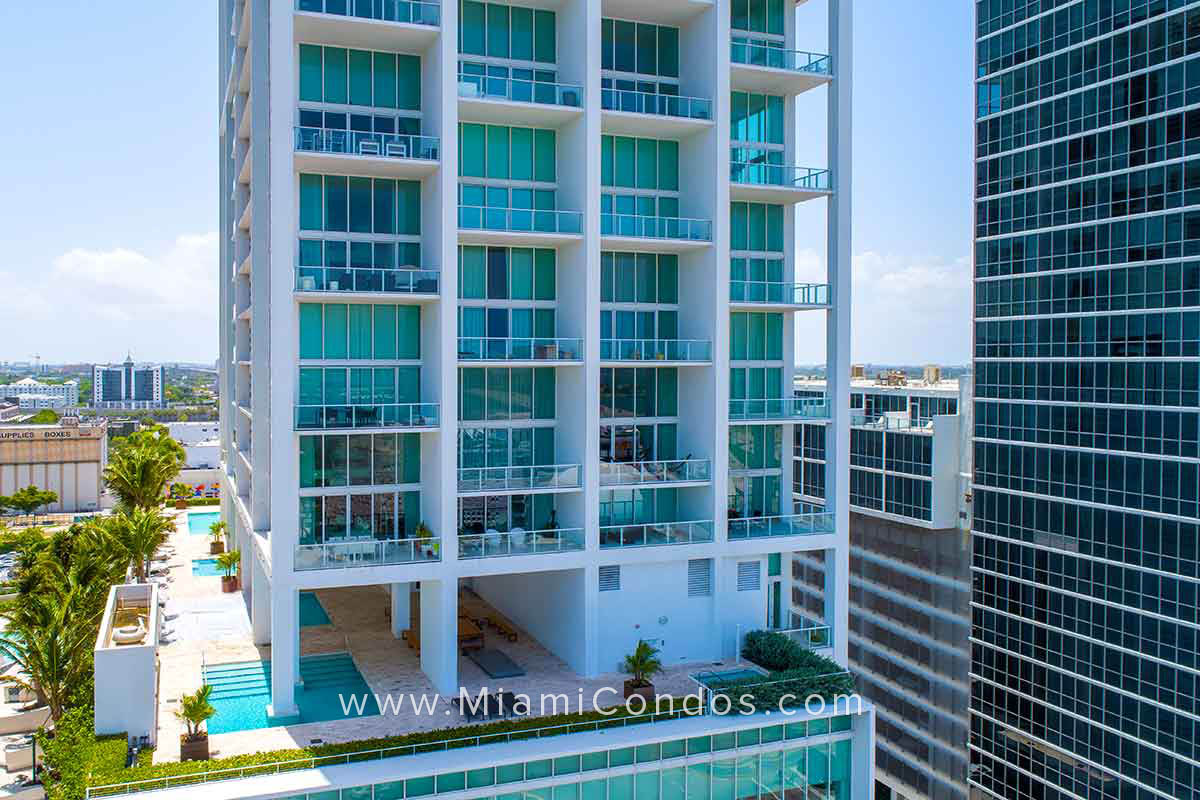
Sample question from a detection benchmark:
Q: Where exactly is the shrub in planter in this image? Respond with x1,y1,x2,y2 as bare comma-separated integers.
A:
217,550,241,592
177,686,216,761
621,639,662,700
208,520,227,555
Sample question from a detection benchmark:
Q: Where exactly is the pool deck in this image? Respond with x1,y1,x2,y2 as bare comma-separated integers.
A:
150,509,740,764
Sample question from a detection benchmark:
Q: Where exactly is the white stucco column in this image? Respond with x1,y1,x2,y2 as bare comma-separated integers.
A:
266,585,299,719
419,579,459,695
251,554,271,646
390,582,411,639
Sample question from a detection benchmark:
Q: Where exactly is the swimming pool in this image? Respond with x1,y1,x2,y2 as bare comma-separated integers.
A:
691,667,768,689
203,653,378,733
191,558,224,577
187,511,220,535
299,591,331,627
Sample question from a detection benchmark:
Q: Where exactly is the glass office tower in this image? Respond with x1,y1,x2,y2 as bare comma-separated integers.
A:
972,2,1200,799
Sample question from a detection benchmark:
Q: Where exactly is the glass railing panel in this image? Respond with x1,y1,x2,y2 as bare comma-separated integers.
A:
599,214,712,242
729,397,830,421
458,527,585,558
294,403,439,430
729,41,831,74
727,510,835,540
599,339,712,362
729,280,830,305
775,621,833,650
850,413,936,430
457,73,583,107
295,265,440,295
599,458,711,486
456,337,583,361
294,537,440,571
296,0,441,26
599,520,714,549
729,163,831,191
600,88,712,120
458,205,583,235
294,127,440,161
457,464,583,493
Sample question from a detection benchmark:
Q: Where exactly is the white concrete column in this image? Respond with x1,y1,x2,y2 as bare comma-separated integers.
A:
251,554,271,646
266,585,299,719
390,582,411,639
419,579,459,695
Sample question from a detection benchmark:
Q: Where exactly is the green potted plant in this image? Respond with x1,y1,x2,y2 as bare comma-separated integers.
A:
414,521,436,558
208,519,227,555
622,639,663,701
217,549,240,592
170,483,191,510
176,685,216,761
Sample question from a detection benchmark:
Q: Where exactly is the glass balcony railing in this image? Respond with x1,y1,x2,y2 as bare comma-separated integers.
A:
729,41,831,75
730,163,831,191
600,214,712,242
458,73,583,107
296,0,441,26
727,509,835,540
458,527,585,559
295,265,439,295
599,458,711,486
599,520,714,549
294,537,440,571
458,205,583,235
457,337,583,361
458,464,583,493
776,620,833,650
294,127,440,161
729,397,830,421
729,280,829,306
600,339,712,362
294,403,439,430
601,88,712,120
850,413,935,431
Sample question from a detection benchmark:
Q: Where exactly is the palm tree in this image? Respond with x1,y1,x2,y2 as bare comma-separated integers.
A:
103,429,184,510
101,508,176,582
0,591,99,721
176,685,216,740
622,639,663,688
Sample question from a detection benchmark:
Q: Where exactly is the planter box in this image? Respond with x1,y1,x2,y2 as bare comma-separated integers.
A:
174,500,190,510
221,575,240,593
180,734,210,761
623,680,655,702
210,541,225,555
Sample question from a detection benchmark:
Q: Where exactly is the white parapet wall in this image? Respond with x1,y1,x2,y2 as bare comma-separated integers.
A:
94,583,160,746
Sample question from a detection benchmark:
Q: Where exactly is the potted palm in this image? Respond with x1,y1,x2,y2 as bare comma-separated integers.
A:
177,685,216,761
622,639,663,701
217,550,240,592
209,520,227,555
171,483,191,510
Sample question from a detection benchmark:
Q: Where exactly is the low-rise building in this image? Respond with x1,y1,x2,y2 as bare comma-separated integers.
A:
0,416,108,513
168,421,221,499
0,376,79,409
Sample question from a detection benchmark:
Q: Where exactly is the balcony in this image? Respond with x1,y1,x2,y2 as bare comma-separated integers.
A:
599,520,714,549
777,620,834,651
729,40,832,95
600,339,712,364
294,127,439,179
601,88,712,137
458,73,583,125
294,402,439,432
458,205,583,246
727,508,835,540
295,265,439,299
729,280,830,309
458,464,583,495
600,214,712,250
294,536,441,571
850,413,935,432
458,527,585,559
599,458,711,487
729,397,830,423
730,163,831,204
457,337,583,363
294,2,440,63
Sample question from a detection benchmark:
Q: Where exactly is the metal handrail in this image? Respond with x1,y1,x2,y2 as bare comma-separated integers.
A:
730,280,830,306
457,464,583,493
457,337,583,361
599,458,712,486
295,265,440,295
729,397,830,421
458,73,583,107
600,213,713,241
458,527,585,558
294,537,440,571
296,0,441,26
601,88,712,120
294,127,440,161
458,205,584,235
729,41,831,74
730,163,831,191
599,519,714,548
293,403,439,430
600,339,712,362
727,511,835,539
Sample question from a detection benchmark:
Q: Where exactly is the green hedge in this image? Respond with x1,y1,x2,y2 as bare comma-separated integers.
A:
704,630,855,711
61,701,701,799
38,708,128,800
185,498,219,507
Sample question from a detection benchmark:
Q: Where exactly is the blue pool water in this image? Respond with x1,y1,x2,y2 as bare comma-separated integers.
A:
299,591,331,627
692,667,767,688
203,653,378,733
191,558,223,577
187,511,220,535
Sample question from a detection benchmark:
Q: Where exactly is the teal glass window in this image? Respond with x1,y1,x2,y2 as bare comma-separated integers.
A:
459,246,556,300
729,202,784,253
458,368,556,421
459,1,556,64
601,136,677,191
601,19,679,78
298,303,421,360
730,91,784,145
300,174,420,235
729,312,783,362
731,0,784,35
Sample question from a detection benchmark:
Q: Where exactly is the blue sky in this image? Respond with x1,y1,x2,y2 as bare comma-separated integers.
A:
0,1,973,366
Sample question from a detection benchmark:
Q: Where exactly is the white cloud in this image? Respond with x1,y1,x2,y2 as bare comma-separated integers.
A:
0,233,218,362
793,250,972,366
